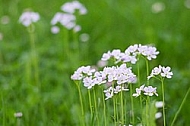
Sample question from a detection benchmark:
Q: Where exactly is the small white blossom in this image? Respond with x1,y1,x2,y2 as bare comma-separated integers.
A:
155,112,162,119
61,1,87,15
83,76,95,89
161,66,173,78
51,26,60,34
14,112,23,118
155,101,163,108
143,86,158,96
19,11,40,27
133,85,158,97
148,65,173,79
104,87,114,100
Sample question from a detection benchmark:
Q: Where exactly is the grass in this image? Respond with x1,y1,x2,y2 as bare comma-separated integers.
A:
0,0,190,125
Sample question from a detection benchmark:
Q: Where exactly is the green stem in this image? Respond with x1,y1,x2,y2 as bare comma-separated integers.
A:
130,84,134,125
113,96,117,126
171,86,190,126
161,78,166,126
145,59,149,86
76,82,85,126
1,93,5,126
93,88,99,126
146,97,150,126
120,90,124,125
102,88,107,126
28,24,39,88
88,90,93,120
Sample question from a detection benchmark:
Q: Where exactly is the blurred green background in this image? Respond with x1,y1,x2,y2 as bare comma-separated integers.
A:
0,0,190,125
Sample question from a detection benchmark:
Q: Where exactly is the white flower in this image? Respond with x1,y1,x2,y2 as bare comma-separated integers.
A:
161,66,173,78
51,26,60,34
114,85,129,93
73,25,81,32
19,11,40,27
133,85,145,97
155,112,162,119
143,86,158,96
51,12,76,29
71,66,96,80
152,2,165,13
14,112,23,118
104,87,114,100
61,1,87,15
101,51,111,61
133,85,158,97
155,101,163,108
83,76,95,89
148,65,173,79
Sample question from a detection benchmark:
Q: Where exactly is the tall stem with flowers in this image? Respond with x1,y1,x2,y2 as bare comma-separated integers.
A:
71,44,173,126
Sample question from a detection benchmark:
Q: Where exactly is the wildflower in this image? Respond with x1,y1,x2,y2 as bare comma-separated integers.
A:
155,112,162,119
148,65,173,79
133,85,158,97
155,101,163,108
101,51,111,61
114,85,129,93
132,85,145,97
79,33,90,42
71,66,96,80
161,66,173,78
83,76,95,89
73,25,81,32
14,112,23,118
143,86,158,96
51,12,76,29
51,26,60,34
152,2,165,13
19,11,40,27
61,1,87,15
104,87,114,100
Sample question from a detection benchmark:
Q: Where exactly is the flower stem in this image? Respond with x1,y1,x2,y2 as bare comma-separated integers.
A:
130,84,134,125
161,78,166,126
88,90,93,120
102,88,107,126
171,86,190,126
113,96,117,126
93,88,99,126
120,90,124,125
145,59,149,86
76,82,85,126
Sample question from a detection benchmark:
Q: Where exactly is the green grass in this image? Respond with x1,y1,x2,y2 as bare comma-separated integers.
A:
0,0,190,125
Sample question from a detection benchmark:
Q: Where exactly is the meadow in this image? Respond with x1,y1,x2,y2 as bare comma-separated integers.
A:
0,0,190,125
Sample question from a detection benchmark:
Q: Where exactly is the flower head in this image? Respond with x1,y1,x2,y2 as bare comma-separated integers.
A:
133,85,158,97
19,11,40,27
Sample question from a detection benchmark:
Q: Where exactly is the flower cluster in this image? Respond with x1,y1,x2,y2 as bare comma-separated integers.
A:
148,65,173,79
51,1,87,33
101,44,159,64
71,64,137,99
104,86,129,100
133,85,158,97
19,11,40,27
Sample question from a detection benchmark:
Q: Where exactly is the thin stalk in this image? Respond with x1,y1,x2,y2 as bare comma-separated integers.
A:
130,84,134,125
137,57,143,111
28,24,39,88
161,78,166,126
102,88,107,126
146,97,150,126
93,88,99,126
113,96,117,126
76,82,85,126
145,59,149,86
63,28,69,58
88,90,93,120
120,90,124,125
171,86,190,126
